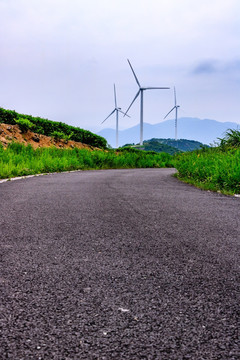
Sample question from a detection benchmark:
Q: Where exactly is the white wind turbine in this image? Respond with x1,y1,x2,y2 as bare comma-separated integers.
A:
164,86,180,141
124,59,170,145
102,84,130,148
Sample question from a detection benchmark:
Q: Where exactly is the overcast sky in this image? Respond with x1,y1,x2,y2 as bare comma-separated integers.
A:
0,0,239,133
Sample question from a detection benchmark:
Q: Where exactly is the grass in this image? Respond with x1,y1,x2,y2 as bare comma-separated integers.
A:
0,142,174,179
173,129,240,195
1,127,240,196
174,146,240,195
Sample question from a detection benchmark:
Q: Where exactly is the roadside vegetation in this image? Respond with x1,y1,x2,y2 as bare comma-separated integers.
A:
0,143,173,179
174,129,240,195
0,106,239,195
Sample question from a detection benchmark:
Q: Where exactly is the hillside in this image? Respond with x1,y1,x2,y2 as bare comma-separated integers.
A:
0,123,97,150
0,107,107,149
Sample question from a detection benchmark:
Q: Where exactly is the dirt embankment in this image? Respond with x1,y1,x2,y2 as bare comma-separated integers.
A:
0,123,97,150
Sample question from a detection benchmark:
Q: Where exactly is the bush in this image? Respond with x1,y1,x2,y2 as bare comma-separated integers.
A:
51,131,65,141
15,118,35,133
218,128,240,148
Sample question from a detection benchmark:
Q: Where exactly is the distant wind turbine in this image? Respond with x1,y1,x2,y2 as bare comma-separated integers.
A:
102,84,130,148
164,86,180,141
124,59,170,145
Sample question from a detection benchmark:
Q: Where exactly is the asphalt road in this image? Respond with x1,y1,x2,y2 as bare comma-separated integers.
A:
0,168,239,359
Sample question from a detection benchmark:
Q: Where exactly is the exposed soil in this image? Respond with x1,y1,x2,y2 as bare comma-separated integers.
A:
0,123,97,150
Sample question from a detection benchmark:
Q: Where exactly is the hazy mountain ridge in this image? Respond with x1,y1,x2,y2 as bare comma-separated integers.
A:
98,117,239,147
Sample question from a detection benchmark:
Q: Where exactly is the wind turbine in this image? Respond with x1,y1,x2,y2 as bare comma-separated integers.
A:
124,59,170,145
164,86,180,141
102,84,130,148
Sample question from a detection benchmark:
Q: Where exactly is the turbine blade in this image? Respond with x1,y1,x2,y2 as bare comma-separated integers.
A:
127,59,141,88
119,109,130,118
164,106,176,119
114,84,117,108
145,87,170,90
124,90,140,116
174,86,177,106
101,109,116,123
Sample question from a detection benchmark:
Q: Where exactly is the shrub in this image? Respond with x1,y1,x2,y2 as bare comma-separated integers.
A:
218,128,240,148
51,131,65,141
15,118,35,133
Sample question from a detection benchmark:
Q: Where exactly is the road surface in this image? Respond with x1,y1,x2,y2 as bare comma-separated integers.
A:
0,169,239,359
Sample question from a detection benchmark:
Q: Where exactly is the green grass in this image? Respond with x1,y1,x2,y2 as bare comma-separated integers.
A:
1,129,240,196
0,143,174,179
174,146,240,195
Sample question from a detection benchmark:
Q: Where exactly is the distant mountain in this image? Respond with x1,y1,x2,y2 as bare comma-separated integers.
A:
97,117,239,147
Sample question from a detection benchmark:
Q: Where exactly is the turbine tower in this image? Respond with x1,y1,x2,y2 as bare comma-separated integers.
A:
102,84,130,148
164,86,180,141
125,59,169,145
